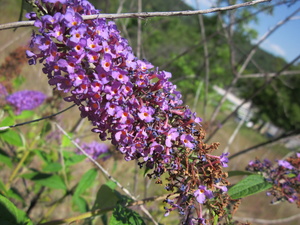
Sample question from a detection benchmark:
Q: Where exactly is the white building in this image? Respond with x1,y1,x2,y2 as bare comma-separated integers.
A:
213,85,253,122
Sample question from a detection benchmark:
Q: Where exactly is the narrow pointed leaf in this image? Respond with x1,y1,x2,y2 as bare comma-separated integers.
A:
42,162,63,172
109,204,145,225
7,187,25,203
0,149,13,168
21,172,66,190
74,168,97,196
14,110,34,120
105,180,117,190
61,134,73,147
228,174,272,199
92,184,119,211
0,117,15,127
0,179,8,195
63,151,85,166
72,196,89,213
0,130,23,147
0,195,33,225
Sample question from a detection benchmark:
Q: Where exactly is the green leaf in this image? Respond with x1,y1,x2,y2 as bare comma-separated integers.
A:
228,174,273,199
109,204,146,225
0,195,33,225
213,214,219,225
92,184,119,211
61,133,73,148
0,117,15,128
0,129,23,147
40,122,52,138
72,195,89,213
287,173,296,178
21,172,66,191
211,209,219,225
74,168,97,196
13,76,25,89
14,110,34,120
33,149,54,163
143,167,151,177
17,0,25,23
112,159,118,173
0,116,12,124
105,180,117,190
0,149,13,168
22,0,34,13
7,187,25,203
63,151,85,166
42,162,63,172
227,170,253,177
101,214,108,225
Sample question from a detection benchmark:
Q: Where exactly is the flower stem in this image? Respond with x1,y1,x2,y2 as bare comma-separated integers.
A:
5,149,30,190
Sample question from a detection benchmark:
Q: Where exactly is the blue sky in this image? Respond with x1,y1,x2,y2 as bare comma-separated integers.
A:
183,0,300,63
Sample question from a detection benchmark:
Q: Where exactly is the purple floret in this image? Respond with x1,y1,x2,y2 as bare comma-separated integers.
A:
220,153,229,167
278,160,294,170
194,185,214,204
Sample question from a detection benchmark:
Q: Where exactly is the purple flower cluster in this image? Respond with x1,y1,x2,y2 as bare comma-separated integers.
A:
26,0,204,174
246,153,300,206
26,0,229,222
78,141,111,160
6,90,47,114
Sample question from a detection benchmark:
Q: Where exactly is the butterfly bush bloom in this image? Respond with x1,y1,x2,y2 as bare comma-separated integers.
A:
246,153,300,206
26,0,230,222
6,90,47,114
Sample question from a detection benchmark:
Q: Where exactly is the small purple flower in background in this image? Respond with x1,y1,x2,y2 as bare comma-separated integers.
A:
79,141,111,160
6,90,47,114
246,153,300,206
0,83,8,105
46,131,62,145
0,83,8,107
0,83,8,97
